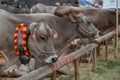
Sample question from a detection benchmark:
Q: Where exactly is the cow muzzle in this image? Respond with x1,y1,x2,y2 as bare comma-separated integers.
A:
45,54,58,63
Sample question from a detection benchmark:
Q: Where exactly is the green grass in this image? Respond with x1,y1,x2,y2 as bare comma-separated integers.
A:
96,68,106,75
118,70,120,74
96,60,120,75
99,60,120,68
105,60,120,69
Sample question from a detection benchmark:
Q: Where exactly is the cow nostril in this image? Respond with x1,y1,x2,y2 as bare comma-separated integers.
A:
87,21,91,24
52,57,58,62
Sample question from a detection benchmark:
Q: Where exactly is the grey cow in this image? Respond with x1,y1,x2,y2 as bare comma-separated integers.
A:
0,9,58,76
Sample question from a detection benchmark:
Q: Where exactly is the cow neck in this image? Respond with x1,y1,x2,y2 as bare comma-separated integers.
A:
14,22,31,57
20,21,31,34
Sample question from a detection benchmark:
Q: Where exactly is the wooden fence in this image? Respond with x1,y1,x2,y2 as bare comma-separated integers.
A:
16,27,120,80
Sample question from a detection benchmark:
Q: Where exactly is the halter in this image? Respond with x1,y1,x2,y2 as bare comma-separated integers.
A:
77,23,95,36
14,23,31,57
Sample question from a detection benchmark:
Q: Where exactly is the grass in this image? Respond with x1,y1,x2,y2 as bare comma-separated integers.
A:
96,60,120,75
118,70,120,74
96,68,106,75
105,60,120,69
98,60,120,69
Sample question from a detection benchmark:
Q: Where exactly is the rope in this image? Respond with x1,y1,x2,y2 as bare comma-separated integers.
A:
77,22,99,37
87,49,93,63
33,39,56,54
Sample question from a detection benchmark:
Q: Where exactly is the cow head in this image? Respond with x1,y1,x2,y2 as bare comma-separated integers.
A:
55,6,100,37
30,3,46,13
69,13,100,38
27,21,58,64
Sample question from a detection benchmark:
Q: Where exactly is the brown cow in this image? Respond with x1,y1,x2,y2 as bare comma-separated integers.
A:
31,4,120,34
55,6,120,33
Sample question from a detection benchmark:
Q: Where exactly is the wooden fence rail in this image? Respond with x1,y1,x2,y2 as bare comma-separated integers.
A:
16,28,120,80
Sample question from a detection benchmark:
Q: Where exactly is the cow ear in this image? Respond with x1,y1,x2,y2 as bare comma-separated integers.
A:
69,14,78,23
32,28,37,40
29,22,38,33
29,22,38,40
52,29,58,39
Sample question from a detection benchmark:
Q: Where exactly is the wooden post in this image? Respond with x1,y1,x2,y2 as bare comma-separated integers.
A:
59,77,63,80
105,40,108,61
92,48,96,72
96,44,100,56
51,71,57,80
74,58,80,80
115,0,119,59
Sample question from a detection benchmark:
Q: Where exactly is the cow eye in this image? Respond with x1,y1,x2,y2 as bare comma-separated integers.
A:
40,36,46,40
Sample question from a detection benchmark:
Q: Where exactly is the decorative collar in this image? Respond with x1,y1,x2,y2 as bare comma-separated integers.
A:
14,23,31,57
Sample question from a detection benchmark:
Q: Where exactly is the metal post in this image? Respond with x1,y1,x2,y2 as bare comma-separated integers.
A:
74,58,80,80
115,0,119,58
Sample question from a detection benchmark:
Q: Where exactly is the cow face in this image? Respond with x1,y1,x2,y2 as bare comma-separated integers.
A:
28,21,58,64
69,13,100,37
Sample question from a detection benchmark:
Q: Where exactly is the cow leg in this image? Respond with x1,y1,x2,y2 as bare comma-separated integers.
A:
0,50,19,72
1,62,20,78
0,50,30,77
1,60,31,78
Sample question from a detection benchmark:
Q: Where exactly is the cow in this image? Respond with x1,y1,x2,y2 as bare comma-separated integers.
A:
55,6,120,57
30,4,120,76
30,3,57,14
0,4,30,14
0,8,99,78
55,6,120,33
13,12,99,53
11,11,100,78
0,9,58,77
31,4,120,33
